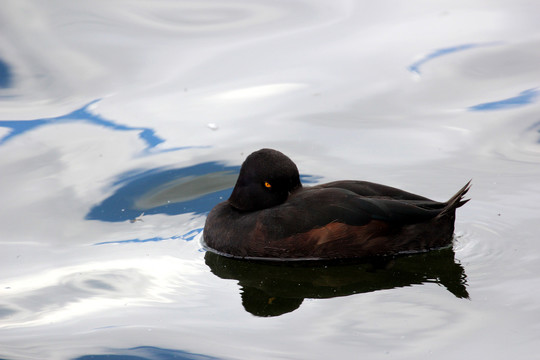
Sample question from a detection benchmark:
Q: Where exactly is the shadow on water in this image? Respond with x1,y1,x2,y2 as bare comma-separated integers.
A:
205,247,469,317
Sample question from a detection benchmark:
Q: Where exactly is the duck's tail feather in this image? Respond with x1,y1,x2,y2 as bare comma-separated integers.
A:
437,180,472,218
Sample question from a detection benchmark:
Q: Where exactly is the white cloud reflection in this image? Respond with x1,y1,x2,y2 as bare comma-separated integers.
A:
0,254,202,329
211,83,307,101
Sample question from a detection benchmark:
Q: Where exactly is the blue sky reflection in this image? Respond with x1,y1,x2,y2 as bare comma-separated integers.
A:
0,99,198,153
468,88,539,111
408,43,495,74
0,58,12,88
73,345,223,360
86,162,240,222
94,228,203,246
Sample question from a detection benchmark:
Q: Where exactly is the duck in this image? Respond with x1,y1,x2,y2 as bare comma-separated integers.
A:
203,148,470,260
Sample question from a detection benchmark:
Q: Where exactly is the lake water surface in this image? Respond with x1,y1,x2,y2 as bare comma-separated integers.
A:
1,1,540,359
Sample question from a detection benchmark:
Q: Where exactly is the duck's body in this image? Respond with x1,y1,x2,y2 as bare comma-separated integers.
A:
203,149,470,260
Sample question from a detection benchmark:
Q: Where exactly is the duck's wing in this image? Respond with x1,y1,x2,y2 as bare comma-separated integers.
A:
315,180,434,201
278,188,443,233
287,180,471,229
315,180,471,210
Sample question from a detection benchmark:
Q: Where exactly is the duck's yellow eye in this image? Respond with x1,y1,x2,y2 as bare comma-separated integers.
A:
264,181,272,189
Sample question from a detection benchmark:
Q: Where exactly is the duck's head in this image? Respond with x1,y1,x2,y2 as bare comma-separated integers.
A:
228,148,302,212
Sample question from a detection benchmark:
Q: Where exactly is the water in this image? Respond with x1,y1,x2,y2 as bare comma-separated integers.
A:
1,1,540,359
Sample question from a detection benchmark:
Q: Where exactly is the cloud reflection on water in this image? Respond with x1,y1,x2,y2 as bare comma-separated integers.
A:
0,256,201,329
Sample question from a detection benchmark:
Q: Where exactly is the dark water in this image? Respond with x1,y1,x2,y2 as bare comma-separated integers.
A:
1,1,540,359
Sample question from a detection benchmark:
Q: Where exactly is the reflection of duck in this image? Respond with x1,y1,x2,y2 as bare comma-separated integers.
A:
204,149,470,260
205,248,469,317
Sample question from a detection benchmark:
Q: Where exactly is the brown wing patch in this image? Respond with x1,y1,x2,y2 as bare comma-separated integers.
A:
313,222,355,246
282,220,392,258
305,220,388,245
